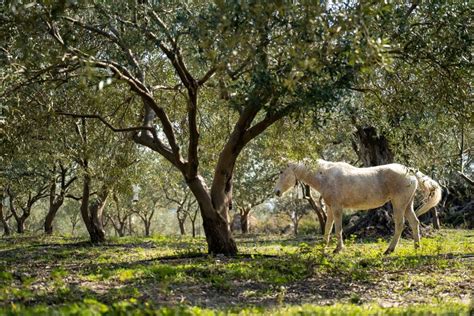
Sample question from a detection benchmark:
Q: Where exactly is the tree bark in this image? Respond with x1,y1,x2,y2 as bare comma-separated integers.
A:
16,215,27,234
109,194,131,237
80,173,108,243
0,194,10,236
44,201,62,235
144,219,151,237
44,180,63,235
353,126,394,167
187,177,237,255
191,220,196,238
178,219,186,235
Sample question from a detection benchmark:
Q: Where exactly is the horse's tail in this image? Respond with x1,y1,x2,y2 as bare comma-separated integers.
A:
413,171,442,217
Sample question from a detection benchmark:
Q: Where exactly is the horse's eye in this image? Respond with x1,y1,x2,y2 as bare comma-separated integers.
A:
279,171,283,174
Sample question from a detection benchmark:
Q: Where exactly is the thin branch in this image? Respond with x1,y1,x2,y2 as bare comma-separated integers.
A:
56,111,159,139
457,171,474,186
198,67,217,86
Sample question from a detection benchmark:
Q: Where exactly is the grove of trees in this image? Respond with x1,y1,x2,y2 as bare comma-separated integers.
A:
0,1,472,255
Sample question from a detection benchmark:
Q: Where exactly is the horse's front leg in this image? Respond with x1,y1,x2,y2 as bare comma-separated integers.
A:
333,207,344,253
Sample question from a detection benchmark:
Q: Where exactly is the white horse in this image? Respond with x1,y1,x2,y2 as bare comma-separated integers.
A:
274,159,442,254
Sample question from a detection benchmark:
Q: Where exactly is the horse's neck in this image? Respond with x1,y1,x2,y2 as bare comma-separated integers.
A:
293,164,322,192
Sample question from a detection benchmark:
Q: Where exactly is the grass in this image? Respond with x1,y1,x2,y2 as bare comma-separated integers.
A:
0,229,472,315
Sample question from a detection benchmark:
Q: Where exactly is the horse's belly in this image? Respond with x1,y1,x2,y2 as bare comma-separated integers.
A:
343,199,388,210
340,193,389,210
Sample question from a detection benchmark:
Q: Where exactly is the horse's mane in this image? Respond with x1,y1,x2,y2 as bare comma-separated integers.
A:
289,159,330,175
290,159,352,176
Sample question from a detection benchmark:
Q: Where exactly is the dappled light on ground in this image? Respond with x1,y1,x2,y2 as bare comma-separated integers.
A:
0,229,472,314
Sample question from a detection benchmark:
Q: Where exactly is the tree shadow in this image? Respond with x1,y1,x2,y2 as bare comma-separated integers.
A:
1,237,471,310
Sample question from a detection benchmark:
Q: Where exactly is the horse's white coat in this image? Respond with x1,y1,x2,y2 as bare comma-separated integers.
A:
274,159,442,254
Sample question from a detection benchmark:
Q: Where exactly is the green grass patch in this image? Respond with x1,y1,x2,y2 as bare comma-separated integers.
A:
0,229,472,314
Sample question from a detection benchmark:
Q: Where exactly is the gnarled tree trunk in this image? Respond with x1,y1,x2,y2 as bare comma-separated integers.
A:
80,173,108,243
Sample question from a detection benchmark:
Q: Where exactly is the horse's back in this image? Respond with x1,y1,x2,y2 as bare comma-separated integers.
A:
322,162,416,209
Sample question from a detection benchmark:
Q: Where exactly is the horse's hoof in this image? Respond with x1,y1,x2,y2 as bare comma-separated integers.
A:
333,247,343,254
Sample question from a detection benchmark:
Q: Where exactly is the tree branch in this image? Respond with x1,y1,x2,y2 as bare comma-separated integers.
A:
56,111,159,138
457,171,474,186
198,67,217,86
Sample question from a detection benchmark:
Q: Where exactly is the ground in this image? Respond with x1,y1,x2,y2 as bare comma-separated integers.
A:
0,229,472,315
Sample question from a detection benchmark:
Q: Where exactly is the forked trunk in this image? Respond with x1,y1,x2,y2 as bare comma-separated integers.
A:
188,177,237,255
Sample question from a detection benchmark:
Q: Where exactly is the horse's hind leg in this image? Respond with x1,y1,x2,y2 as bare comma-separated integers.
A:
323,208,334,249
405,200,421,249
384,201,406,255
333,207,344,253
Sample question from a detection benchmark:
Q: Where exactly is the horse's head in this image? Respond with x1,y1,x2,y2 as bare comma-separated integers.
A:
274,163,298,197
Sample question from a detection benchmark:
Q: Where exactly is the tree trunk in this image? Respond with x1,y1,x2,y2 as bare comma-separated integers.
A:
118,221,126,237
240,207,250,234
80,174,108,243
178,220,186,235
240,214,249,234
89,190,108,243
8,194,30,234
144,220,151,237
191,219,196,238
353,126,394,167
0,199,10,236
44,200,63,235
431,207,441,229
17,215,27,234
188,177,237,255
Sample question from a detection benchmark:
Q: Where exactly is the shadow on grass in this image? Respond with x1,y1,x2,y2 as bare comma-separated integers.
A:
1,234,471,310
